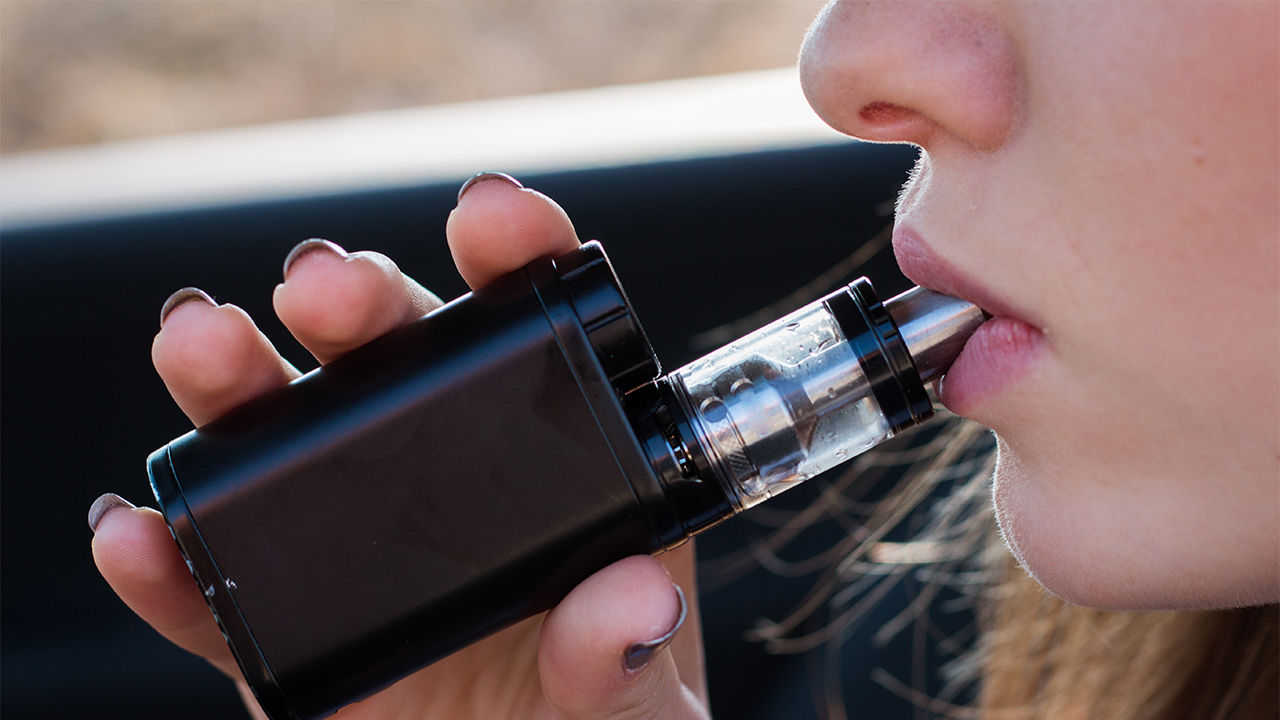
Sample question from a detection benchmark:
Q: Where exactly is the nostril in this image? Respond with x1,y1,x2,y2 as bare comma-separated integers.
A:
853,101,936,146
859,102,917,125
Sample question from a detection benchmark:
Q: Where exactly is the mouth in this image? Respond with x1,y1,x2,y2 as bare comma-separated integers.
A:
892,227,1047,417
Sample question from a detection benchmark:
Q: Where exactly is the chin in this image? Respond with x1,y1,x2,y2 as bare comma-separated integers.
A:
989,439,1200,611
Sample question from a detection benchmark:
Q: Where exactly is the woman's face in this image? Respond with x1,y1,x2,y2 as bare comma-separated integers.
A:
800,2,1278,610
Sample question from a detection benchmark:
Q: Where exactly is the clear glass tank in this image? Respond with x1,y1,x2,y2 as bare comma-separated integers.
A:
670,300,891,511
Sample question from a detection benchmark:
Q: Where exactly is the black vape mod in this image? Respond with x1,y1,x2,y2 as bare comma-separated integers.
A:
148,241,983,719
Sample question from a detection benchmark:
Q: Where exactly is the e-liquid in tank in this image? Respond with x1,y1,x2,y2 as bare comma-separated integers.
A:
147,241,985,720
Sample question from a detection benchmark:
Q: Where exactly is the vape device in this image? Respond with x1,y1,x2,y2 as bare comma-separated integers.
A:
148,241,984,719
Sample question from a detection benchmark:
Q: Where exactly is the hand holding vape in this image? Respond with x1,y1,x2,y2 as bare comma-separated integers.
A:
148,241,983,719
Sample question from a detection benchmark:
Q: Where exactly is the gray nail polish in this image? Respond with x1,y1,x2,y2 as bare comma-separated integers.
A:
622,584,687,672
456,171,524,203
159,287,216,328
88,492,136,532
282,238,349,280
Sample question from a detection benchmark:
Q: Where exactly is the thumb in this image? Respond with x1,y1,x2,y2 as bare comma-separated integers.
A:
539,556,710,720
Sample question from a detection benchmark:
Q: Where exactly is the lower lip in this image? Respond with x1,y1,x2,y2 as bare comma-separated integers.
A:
938,316,1046,416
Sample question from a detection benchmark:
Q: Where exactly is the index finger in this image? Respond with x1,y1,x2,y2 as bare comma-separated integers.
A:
445,172,581,289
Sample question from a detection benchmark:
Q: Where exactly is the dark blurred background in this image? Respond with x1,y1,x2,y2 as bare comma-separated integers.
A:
1,3,981,719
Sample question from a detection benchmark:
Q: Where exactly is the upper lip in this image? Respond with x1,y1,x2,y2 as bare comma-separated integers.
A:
892,226,1035,327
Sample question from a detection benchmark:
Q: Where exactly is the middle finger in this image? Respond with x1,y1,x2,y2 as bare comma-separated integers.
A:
272,239,443,365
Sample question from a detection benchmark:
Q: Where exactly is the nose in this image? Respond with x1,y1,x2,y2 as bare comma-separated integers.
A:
800,1,1021,151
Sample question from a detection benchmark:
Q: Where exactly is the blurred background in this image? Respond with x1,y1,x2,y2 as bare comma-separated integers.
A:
1,3,982,720
1,0,822,153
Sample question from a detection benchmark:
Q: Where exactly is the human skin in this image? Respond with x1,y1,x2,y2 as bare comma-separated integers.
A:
801,1,1279,610
89,2,1278,718
91,177,711,720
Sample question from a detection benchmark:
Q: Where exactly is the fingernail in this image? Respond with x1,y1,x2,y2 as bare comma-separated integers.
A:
622,584,687,672
282,238,349,280
456,171,524,203
88,493,136,532
159,287,216,328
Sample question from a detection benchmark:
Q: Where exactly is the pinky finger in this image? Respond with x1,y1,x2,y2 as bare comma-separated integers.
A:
89,495,243,679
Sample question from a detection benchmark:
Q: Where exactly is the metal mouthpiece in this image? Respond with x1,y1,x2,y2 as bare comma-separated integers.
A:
885,287,987,385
